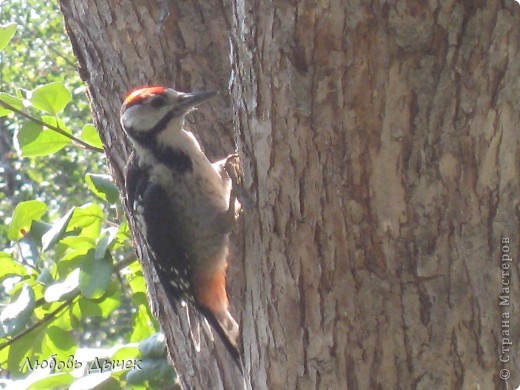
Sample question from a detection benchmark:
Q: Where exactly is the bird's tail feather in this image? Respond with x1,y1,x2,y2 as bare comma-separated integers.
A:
200,307,244,375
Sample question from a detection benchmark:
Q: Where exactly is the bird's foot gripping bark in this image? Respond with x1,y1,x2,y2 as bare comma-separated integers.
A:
223,153,252,211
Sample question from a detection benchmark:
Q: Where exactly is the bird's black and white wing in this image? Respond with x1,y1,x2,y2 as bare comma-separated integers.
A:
124,153,192,301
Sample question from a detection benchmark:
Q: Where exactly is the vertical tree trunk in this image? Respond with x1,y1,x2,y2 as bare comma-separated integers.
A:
59,0,246,388
59,0,520,388
231,0,519,389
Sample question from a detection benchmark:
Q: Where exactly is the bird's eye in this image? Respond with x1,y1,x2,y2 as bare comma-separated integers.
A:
150,95,167,109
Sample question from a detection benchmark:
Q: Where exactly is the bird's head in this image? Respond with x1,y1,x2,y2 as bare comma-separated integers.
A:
120,86,216,142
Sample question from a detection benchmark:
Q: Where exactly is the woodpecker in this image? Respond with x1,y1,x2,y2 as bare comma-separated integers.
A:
120,86,241,367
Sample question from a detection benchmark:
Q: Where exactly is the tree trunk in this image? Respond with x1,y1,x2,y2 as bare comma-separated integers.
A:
59,0,245,388
59,0,520,388
231,0,520,389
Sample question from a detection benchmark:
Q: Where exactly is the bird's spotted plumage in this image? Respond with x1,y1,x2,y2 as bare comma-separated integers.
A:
120,86,242,371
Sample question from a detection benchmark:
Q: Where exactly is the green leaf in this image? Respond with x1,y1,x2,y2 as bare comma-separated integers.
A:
51,305,74,332
17,121,70,157
68,203,103,239
111,345,140,362
95,227,118,260
0,252,27,281
0,92,23,117
18,235,39,265
40,115,72,134
79,250,113,299
76,297,102,318
36,268,53,285
75,284,121,320
138,333,166,359
30,281,45,303
126,358,175,385
44,268,79,302
81,124,103,149
9,326,46,377
8,200,47,241
30,82,71,114
97,288,121,317
127,263,147,295
130,304,154,342
27,373,74,390
0,285,36,338
85,173,119,204
44,326,76,359
131,291,149,307
60,236,96,252
41,208,75,252
29,220,53,244
0,23,17,51
69,372,114,390
16,121,41,151
113,221,131,251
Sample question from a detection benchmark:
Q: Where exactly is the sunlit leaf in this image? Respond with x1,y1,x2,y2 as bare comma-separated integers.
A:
0,252,27,280
85,173,119,204
130,304,154,342
29,220,53,244
0,23,17,51
29,282,45,304
18,235,39,266
44,269,79,302
113,221,131,251
0,285,35,338
79,251,113,299
48,302,74,332
44,326,76,359
80,124,103,149
41,208,75,252
111,345,140,362
36,268,53,285
31,82,71,114
8,200,47,241
27,373,74,390
76,297,101,319
60,236,96,252
0,92,23,117
95,227,118,260
17,121,70,157
40,115,72,134
9,326,46,377
68,203,103,239
96,288,121,317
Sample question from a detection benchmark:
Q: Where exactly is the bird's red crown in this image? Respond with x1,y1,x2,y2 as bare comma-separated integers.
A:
123,86,166,108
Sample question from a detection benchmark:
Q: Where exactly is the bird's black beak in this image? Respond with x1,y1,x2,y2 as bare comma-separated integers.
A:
177,91,217,111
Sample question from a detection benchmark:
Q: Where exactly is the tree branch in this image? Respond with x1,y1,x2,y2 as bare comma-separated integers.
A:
0,255,139,352
0,297,75,351
0,99,104,153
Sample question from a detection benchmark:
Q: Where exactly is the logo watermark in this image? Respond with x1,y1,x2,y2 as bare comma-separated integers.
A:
19,354,142,374
499,237,513,381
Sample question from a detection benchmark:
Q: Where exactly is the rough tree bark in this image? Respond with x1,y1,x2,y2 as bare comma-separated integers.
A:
58,0,246,388
59,0,520,389
231,0,519,389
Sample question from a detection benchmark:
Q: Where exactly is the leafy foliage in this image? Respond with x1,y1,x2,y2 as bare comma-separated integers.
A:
0,1,176,388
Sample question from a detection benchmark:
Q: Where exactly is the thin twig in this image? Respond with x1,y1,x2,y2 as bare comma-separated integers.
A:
14,241,39,273
115,252,138,271
0,254,138,352
3,254,138,340
0,99,104,153
0,297,75,351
